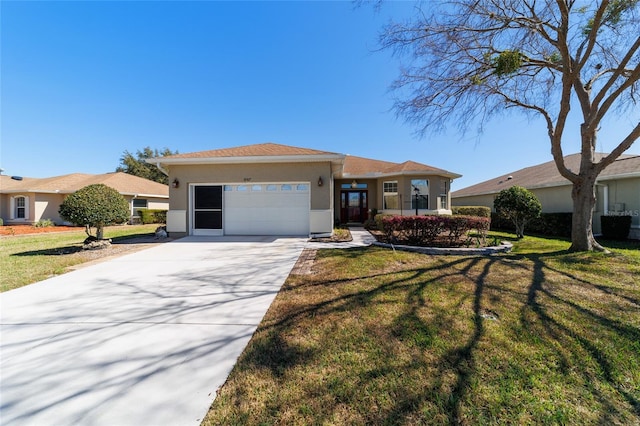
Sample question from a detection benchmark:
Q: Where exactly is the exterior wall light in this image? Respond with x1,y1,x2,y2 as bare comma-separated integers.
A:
317,176,324,187
172,178,180,188
351,180,358,189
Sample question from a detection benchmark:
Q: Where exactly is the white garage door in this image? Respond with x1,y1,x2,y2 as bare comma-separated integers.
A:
224,183,310,236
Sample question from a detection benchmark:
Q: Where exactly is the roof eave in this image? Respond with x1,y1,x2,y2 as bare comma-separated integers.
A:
341,171,462,179
453,171,640,198
597,171,640,181
148,154,346,166
0,189,69,194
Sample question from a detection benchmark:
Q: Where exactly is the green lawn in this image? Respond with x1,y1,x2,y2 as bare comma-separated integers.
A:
0,224,159,292
204,234,640,425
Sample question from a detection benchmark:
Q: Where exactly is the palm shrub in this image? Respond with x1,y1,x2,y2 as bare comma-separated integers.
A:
494,186,542,238
59,184,130,239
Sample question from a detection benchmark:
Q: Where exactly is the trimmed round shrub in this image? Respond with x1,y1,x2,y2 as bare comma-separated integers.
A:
59,184,130,239
494,186,542,238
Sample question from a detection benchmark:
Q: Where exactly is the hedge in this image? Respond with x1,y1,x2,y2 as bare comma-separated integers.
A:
600,215,632,240
138,209,167,224
452,206,491,218
491,212,572,238
380,215,490,246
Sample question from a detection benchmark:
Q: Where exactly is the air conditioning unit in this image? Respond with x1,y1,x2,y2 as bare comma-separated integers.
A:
613,203,625,212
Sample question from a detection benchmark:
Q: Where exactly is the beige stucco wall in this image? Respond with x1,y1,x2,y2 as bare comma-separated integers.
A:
166,162,333,235
453,187,575,213
452,194,495,209
168,162,332,210
34,193,66,224
148,199,169,210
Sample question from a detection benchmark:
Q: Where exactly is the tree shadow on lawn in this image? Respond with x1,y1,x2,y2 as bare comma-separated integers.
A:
220,249,640,424
523,253,640,421
11,233,158,257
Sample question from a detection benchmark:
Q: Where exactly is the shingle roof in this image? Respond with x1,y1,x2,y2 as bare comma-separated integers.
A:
0,172,169,197
152,142,461,178
160,142,341,159
452,153,640,197
342,155,460,178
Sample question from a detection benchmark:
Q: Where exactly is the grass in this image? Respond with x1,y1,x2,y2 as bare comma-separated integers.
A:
0,224,159,292
203,233,640,425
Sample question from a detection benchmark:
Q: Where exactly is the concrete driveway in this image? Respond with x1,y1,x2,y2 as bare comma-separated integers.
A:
0,236,307,426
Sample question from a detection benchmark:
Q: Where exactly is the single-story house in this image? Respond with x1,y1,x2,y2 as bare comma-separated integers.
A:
451,153,640,239
0,172,169,225
148,142,462,237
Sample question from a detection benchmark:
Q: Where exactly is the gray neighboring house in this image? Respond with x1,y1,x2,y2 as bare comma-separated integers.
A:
0,172,169,225
451,153,640,239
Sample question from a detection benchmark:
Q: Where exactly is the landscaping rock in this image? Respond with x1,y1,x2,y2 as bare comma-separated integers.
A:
83,239,112,250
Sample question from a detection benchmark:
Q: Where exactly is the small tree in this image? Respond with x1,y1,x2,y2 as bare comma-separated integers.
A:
494,186,542,239
59,184,130,240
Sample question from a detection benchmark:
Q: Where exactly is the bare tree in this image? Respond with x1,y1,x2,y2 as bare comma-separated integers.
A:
381,0,640,251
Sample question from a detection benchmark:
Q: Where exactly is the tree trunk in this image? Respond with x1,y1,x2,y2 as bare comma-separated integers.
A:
96,224,104,240
515,221,525,239
569,178,606,252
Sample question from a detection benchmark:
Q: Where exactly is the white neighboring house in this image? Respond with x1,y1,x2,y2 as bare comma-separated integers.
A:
452,153,640,239
0,172,169,225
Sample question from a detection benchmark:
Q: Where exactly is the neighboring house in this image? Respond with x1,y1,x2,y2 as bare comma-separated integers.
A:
451,153,640,239
0,172,169,225
148,142,461,237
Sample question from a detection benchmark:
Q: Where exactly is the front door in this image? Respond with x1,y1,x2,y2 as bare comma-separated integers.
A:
340,190,368,223
192,185,223,235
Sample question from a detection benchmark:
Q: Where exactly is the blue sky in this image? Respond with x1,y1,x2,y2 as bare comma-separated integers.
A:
1,1,638,191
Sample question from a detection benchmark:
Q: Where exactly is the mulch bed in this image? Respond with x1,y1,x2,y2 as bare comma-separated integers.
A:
0,225,85,236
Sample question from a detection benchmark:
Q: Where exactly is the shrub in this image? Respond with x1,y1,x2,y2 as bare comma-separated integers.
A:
601,215,632,240
380,215,490,246
491,212,573,238
0,218,3,226
374,214,394,232
452,206,491,218
138,209,167,224
34,219,55,228
529,213,572,237
59,184,130,239
494,186,542,238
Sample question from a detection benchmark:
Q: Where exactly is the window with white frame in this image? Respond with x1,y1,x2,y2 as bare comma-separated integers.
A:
132,198,148,216
440,179,448,209
10,196,29,220
411,179,429,210
15,196,26,219
383,181,399,209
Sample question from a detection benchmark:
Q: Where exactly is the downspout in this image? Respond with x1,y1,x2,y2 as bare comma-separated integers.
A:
156,162,169,176
603,184,609,216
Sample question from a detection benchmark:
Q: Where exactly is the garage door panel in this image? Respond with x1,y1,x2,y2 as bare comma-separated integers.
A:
223,184,309,236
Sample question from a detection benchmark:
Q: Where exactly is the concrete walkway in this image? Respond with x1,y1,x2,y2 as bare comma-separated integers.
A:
306,227,376,249
0,236,307,426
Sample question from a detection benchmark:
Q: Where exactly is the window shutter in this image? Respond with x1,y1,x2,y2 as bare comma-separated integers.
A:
10,197,15,219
